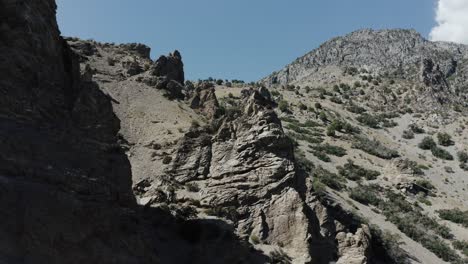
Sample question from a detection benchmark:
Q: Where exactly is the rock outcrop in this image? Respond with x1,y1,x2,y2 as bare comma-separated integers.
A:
189,83,222,120
152,50,185,84
336,226,371,264
168,89,377,263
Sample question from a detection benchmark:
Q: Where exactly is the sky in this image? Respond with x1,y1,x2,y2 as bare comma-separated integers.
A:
56,0,462,82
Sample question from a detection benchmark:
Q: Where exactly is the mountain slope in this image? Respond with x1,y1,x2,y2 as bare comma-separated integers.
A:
257,29,468,264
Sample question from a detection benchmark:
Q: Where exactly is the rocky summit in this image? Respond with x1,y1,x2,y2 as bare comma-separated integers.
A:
1,1,468,264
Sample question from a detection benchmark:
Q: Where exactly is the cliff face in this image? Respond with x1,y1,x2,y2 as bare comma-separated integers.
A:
0,0,141,262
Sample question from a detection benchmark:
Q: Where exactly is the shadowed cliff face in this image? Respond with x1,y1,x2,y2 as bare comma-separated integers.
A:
0,0,137,262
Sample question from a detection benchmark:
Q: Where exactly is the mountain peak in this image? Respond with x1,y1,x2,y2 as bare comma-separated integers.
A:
262,28,466,86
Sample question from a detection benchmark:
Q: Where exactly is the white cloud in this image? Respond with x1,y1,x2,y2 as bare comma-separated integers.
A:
429,0,468,44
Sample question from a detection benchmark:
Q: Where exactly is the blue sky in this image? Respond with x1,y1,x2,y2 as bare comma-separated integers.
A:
57,0,436,82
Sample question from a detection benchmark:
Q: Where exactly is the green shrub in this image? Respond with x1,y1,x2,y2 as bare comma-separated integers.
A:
382,119,398,128
431,146,454,160
453,240,468,257
421,236,460,262
460,162,468,171
303,120,320,127
352,136,399,159
313,167,346,191
457,151,468,163
402,130,414,139
286,123,312,135
311,144,347,157
312,179,327,195
330,96,343,104
346,103,367,114
317,112,327,123
418,137,436,150
414,179,435,191
337,159,380,181
398,159,425,176
350,185,382,206
311,150,331,162
270,90,280,97
357,114,381,128
333,85,341,93
409,124,425,134
298,102,308,111
288,132,324,145
328,119,360,135
278,100,289,112
314,102,322,109
437,132,454,146
326,126,336,137
438,209,468,228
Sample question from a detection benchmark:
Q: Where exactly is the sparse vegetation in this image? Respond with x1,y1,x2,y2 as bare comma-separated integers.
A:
357,113,381,128
350,184,382,206
431,146,454,160
437,132,454,146
346,103,367,114
457,151,468,163
409,124,425,134
327,119,360,136
311,144,347,157
352,136,399,159
348,185,459,262
337,159,380,181
402,130,414,139
418,136,437,150
453,240,468,257
278,100,290,112
418,136,454,160
438,209,468,228
313,167,346,191
356,113,398,129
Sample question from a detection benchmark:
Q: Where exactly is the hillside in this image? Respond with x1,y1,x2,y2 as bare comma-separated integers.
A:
257,29,468,263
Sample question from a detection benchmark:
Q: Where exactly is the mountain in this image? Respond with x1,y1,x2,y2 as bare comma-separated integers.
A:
1,1,468,264
263,29,468,87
